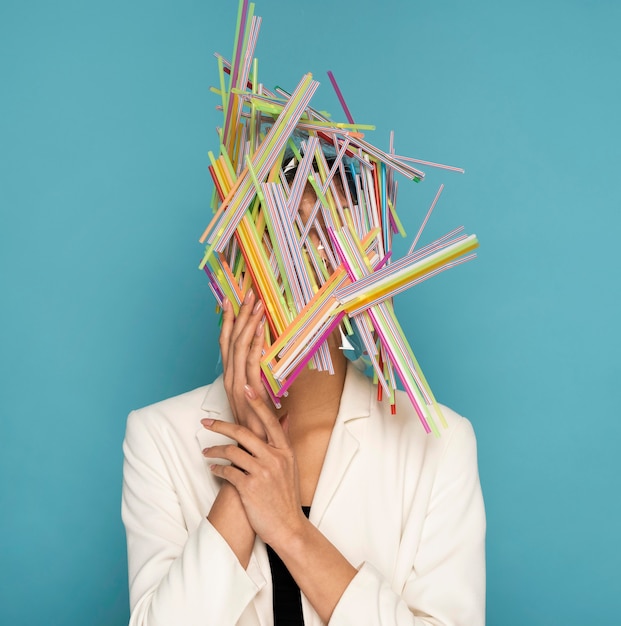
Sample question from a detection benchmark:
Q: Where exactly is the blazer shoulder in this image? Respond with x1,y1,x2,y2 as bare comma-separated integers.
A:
125,378,224,440
387,387,466,425
430,403,479,457
437,402,470,431
378,389,476,453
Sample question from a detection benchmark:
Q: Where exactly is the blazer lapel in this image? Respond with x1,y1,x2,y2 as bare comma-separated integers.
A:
194,376,236,505
195,375,234,451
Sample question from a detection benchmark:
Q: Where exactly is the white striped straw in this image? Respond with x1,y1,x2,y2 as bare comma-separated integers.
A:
408,184,444,254
392,154,465,174
204,74,319,255
346,255,477,317
336,234,478,306
347,135,425,181
351,314,391,397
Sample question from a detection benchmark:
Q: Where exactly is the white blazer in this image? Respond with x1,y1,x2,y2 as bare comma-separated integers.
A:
122,363,485,625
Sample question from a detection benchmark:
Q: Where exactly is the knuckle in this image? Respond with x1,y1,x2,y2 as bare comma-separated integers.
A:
229,423,244,439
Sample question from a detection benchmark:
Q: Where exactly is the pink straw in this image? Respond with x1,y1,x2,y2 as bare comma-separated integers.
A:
327,70,355,125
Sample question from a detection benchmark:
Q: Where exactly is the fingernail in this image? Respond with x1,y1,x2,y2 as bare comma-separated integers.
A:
252,299,263,314
255,317,265,336
202,447,211,456
201,418,215,428
244,289,254,304
244,384,257,400
222,298,229,311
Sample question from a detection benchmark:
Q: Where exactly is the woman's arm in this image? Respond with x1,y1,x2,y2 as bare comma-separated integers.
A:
122,292,276,625
203,390,358,623
122,410,266,626
205,291,266,568
204,399,485,626
329,417,486,625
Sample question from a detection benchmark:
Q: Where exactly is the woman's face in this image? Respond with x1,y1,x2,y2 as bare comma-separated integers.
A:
298,184,325,263
297,177,349,271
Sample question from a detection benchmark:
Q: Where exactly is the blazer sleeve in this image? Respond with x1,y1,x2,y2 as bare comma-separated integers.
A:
329,417,486,626
121,410,266,626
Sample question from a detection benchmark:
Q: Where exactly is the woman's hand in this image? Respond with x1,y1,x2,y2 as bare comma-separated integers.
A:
201,385,307,549
202,386,357,623
219,290,269,439
205,290,274,569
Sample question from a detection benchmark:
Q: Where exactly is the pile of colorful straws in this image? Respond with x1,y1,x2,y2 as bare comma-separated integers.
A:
199,0,478,436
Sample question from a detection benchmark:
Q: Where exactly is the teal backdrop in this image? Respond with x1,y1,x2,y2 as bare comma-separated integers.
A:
1,0,620,624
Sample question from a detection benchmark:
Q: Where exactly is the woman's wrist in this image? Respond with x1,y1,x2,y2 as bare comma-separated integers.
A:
267,511,313,558
207,482,256,568
268,516,357,623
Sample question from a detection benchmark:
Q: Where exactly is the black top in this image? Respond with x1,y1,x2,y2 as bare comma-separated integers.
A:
266,506,311,625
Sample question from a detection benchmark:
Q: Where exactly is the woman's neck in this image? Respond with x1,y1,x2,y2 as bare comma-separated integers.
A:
276,340,348,507
277,340,347,436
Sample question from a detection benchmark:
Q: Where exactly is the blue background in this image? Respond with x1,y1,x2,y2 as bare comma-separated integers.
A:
1,0,619,624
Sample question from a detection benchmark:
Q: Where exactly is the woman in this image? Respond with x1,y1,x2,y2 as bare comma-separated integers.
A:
122,2,484,616
122,276,486,625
